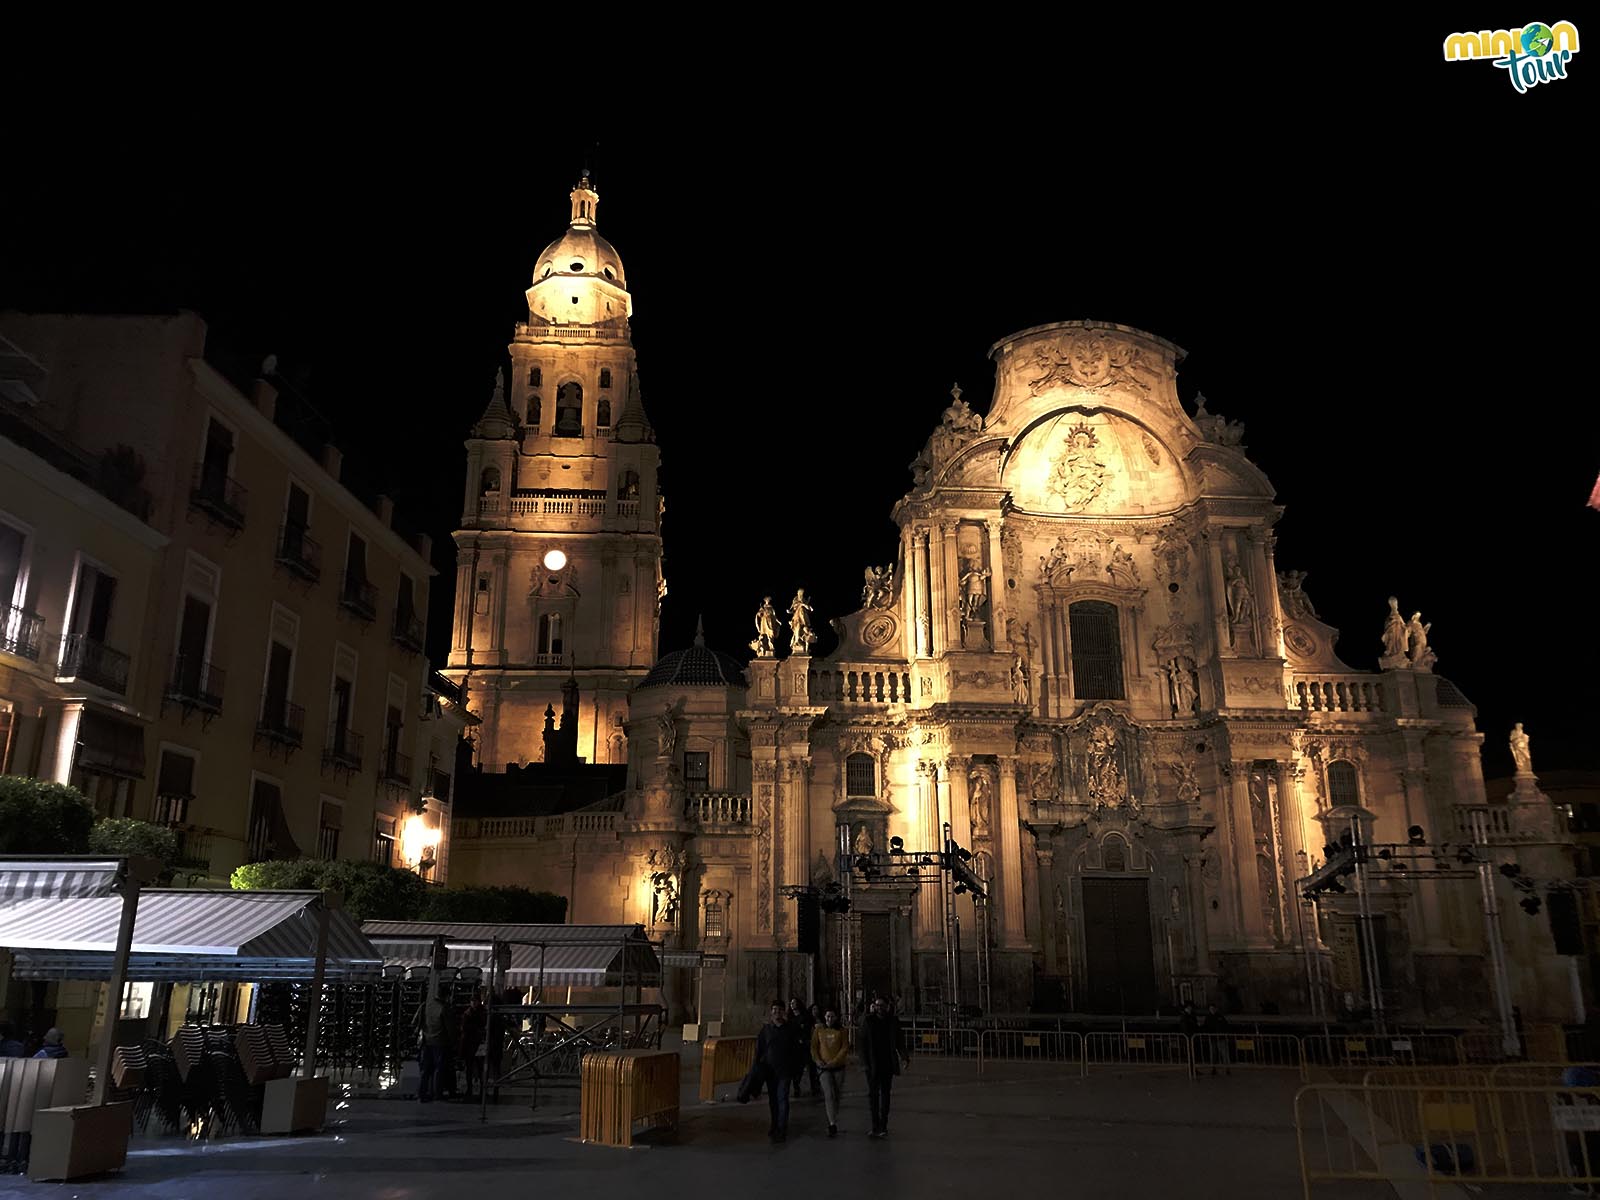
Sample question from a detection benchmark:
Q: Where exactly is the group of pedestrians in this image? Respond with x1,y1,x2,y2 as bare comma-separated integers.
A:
1179,1001,1232,1075
413,985,488,1103
0,1022,67,1059
742,995,907,1143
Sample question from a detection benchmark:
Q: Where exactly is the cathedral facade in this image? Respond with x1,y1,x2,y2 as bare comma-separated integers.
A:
450,183,1575,1030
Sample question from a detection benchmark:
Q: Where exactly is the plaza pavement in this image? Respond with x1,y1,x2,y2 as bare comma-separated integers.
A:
4,1057,1395,1199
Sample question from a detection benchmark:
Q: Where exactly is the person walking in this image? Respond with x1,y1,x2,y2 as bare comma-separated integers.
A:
32,1028,67,1059
755,1001,803,1142
811,1008,850,1138
459,988,487,1101
788,997,818,1097
1202,1003,1232,1076
860,997,904,1138
414,984,456,1103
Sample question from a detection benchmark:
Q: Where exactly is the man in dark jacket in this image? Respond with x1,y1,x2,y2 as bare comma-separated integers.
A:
755,1001,803,1142
788,997,819,1098
860,997,905,1138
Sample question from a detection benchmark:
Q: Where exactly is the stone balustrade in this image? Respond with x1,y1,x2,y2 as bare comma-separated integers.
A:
466,810,619,840
1453,804,1515,842
691,792,752,825
1292,674,1385,715
810,664,913,706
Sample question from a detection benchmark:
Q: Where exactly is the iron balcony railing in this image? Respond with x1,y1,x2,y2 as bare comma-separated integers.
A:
152,790,191,826
380,748,412,786
166,654,225,713
275,522,321,581
1,603,45,660
339,572,378,621
392,611,425,653
189,463,247,530
324,724,364,771
56,633,130,694
256,697,305,748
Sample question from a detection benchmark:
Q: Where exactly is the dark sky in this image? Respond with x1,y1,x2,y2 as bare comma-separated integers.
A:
3,26,1593,777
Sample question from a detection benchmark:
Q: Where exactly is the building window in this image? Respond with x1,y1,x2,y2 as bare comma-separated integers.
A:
538,612,564,657
554,382,583,436
154,749,196,825
246,778,299,862
372,817,396,866
529,366,542,387
599,368,612,389
1326,761,1360,807
1069,600,1125,700
596,397,611,427
618,470,640,499
846,753,876,797
528,394,541,425
704,895,725,939
318,800,342,861
474,575,491,615
684,751,710,793
479,467,501,495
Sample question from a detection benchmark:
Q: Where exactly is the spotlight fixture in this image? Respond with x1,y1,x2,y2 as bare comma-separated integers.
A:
1407,825,1427,845
889,836,905,854
542,548,568,571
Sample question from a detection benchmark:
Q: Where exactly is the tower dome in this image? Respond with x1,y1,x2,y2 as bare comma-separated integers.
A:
526,172,632,324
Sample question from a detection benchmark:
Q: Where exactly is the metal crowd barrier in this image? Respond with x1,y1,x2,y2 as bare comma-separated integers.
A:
906,1025,980,1059
578,1049,679,1148
1084,1031,1191,1073
1457,1023,1567,1064
1295,1081,1600,1196
1302,1032,1460,1072
1191,1032,1304,1076
1489,1061,1600,1087
698,1036,755,1102
977,1029,1083,1076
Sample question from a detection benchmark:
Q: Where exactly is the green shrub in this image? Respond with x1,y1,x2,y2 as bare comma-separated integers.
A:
0,776,96,854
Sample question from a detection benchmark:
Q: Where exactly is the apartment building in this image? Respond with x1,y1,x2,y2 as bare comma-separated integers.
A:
0,313,463,881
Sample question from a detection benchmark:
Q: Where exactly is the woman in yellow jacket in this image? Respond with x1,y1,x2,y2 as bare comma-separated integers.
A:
810,1008,851,1137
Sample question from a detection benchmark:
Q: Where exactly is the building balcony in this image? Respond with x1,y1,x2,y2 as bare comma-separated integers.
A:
392,612,425,654
275,522,322,582
56,633,130,694
188,464,247,531
1,603,45,661
690,792,752,826
256,698,305,749
165,654,225,716
338,572,378,622
380,749,412,787
324,724,364,773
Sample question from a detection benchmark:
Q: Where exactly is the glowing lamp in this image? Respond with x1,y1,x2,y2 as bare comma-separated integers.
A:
400,814,443,869
543,549,568,571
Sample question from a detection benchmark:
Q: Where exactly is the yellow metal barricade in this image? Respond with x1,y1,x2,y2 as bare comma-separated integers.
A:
1295,1081,1600,1195
1084,1032,1191,1074
977,1029,1084,1076
1303,1033,1459,1072
579,1049,679,1147
1458,1022,1567,1065
698,1036,756,1102
1191,1032,1304,1078
1490,1061,1600,1087
907,1026,980,1059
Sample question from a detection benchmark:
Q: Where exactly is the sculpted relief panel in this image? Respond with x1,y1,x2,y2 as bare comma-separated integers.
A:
1003,412,1186,516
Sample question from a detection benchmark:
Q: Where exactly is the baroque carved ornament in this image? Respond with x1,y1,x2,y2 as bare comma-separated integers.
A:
1027,333,1148,396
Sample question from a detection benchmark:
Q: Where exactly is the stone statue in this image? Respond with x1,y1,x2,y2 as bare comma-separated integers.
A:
959,561,990,622
750,596,779,657
1406,611,1434,669
1030,759,1059,801
862,564,895,609
1510,723,1534,776
657,713,677,759
853,824,873,856
1224,555,1255,626
1010,652,1032,706
1277,570,1317,620
1172,758,1201,805
969,767,993,837
1168,658,1198,716
1380,596,1407,664
1086,718,1128,808
788,589,816,656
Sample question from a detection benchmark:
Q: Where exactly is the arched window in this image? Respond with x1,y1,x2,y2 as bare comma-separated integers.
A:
599,367,612,389
538,613,564,657
1326,761,1360,807
846,753,876,797
529,366,542,387
704,894,725,939
528,394,541,425
479,466,501,495
596,397,612,427
553,382,583,437
1069,600,1125,700
618,469,640,499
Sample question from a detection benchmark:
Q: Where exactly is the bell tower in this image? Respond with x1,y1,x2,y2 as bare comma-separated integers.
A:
447,172,663,768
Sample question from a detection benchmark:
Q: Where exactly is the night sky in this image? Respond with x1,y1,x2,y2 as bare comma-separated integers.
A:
3,28,1592,778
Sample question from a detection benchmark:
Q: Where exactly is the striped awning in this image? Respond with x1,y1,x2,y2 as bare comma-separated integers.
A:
361,921,661,987
0,860,123,902
0,889,382,982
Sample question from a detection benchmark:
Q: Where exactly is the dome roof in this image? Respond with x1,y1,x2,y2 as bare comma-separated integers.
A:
640,622,745,689
533,225,627,290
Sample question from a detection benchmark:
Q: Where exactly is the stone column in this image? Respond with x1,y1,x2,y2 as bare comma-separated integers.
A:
914,761,942,946
1275,760,1307,947
1228,760,1268,944
1185,850,1211,973
938,523,958,653
1205,531,1233,658
1259,530,1286,659
754,762,777,937
947,754,972,850
1037,593,1056,719
1401,767,1449,948
451,558,473,661
985,519,1005,645
48,702,85,785
1246,527,1274,658
902,526,919,661
784,760,810,910
1038,846,1058,976
998,755,1026,946
917,530,933,659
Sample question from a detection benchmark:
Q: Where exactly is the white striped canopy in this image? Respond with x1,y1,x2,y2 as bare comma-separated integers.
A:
0,860,123,902
0,889,382,981
361,921,661,987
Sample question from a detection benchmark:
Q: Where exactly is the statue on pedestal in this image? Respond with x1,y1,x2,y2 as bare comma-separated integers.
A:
1224,555,1255,627
853,824,873,856
969,767,993,838
1510,723,1534,776
750,596,779,657
1167,657,1198,716
862,565,895,610
788,589,816,656
1380,596,1408,666
1407,610,1435,670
